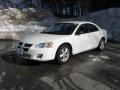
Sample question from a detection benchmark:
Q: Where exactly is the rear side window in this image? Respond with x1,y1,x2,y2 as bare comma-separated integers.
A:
75,24,88,35
87,24,99,32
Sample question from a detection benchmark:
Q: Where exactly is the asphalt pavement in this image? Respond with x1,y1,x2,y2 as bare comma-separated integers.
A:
0,40,120,90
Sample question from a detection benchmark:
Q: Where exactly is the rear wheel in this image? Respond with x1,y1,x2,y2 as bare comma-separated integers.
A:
55,45,71,64
97,39,105,51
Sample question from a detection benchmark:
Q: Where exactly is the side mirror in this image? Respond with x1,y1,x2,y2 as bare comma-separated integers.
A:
75,33,80,35
79,31,84,34
75,31,84,35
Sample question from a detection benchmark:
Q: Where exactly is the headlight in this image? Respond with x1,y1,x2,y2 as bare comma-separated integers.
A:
35,42,53,48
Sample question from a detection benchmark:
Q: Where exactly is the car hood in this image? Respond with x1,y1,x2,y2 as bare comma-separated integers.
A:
21,34,67,44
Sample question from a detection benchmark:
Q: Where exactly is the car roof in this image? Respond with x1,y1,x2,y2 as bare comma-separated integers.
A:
59,21,93,25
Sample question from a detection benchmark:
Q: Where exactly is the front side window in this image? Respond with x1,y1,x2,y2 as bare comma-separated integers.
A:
75,24,88,35
42,23,78,35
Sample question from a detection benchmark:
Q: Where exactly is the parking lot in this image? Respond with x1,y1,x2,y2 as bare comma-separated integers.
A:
0,40,120,90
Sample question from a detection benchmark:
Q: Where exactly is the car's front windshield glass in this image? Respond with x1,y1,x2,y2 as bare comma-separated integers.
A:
42,23,78,35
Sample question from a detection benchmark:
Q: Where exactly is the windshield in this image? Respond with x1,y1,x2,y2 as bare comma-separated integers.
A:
42,23,78,35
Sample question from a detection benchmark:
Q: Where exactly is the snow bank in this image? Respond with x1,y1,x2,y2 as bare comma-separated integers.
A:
0,20,46,40
82,8,120,42
0,8,55,20
0,8,58,40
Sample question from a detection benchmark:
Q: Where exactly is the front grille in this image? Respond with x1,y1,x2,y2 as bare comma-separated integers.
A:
19,42,23,46
23,48,29,52
17,45,21,49
24,43,33,47
17,42,23,49
17,42,33,52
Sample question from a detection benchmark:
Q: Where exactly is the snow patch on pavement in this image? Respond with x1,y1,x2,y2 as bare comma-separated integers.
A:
89,54,110,62
92,58,101,62
99,55,110,59
0,72,6,83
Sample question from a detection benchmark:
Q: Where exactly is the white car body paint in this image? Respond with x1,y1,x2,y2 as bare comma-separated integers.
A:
16,21,107,61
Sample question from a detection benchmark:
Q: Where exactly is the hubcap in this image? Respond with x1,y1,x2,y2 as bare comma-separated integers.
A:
60,47,70,62
100,40,104,50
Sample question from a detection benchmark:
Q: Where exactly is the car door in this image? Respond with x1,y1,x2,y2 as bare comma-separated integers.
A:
74,24,91,54
87,24,100,49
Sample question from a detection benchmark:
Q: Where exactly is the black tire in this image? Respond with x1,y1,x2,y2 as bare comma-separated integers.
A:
97,39,105,51
55,44,71,64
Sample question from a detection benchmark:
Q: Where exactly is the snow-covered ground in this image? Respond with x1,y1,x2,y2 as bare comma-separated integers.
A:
0,8,58,40
82,8,120,42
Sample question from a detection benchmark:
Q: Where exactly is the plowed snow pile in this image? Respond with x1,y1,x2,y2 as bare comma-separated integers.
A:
82,8,120,41
0,8,57,40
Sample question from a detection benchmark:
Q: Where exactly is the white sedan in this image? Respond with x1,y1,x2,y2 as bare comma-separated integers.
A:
16,21,107,64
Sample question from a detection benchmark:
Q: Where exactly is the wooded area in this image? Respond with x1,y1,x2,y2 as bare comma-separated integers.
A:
18,0,90,17
39,0,90,17
0,0,120,17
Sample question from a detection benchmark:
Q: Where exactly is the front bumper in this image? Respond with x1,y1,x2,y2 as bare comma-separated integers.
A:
17,47,56,61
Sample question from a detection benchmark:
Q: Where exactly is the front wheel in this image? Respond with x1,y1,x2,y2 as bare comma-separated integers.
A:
55,45,71,64
97,39,105,51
